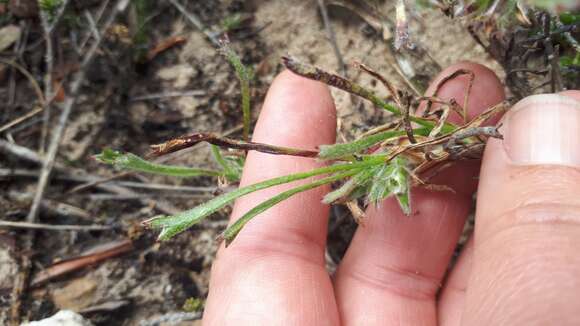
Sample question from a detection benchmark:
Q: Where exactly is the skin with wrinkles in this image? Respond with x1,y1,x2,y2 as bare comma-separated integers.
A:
202,61,580,326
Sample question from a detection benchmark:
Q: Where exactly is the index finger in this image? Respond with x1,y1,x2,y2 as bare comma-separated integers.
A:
203,70,340,325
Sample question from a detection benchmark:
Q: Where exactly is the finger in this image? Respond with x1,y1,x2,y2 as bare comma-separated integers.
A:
334,62,505,325
438,91,580,325
462,91,580,325
438,238,474,326
560,89,580,101
203,70,339,326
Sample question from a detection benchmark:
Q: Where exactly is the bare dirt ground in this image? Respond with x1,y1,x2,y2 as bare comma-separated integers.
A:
1,0,506,324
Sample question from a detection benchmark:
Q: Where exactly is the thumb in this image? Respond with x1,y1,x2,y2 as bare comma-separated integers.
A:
463,92,580,325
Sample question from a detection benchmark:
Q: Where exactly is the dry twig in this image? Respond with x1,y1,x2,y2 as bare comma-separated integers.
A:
10,3,130,323
317,0,347,76
0,140,181,215
168,0,220,46
150,132,319,158
26,0,131,242
0,106,43,134
30,239,133,287
0,221,112,231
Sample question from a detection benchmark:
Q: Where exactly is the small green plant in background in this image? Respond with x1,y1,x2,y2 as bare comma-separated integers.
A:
183,297,204,313
210,145,243,183
38,0,64,23
220,14,243,33
218,37,253,141
95,149,223,178
132,0,152,62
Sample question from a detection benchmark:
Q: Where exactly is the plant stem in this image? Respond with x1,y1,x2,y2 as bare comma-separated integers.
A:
144,157,386,240
220,169,359,245
282,56,456,133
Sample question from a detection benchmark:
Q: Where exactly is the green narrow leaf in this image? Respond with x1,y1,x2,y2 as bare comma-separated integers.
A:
395,189,411,216
220,39,252,141
144,158,386,240
94,149,221,177
318,127,431,160
367,156,411,215
220,13,243,32
132,0,151,62
322,167,377,204
367,164,394,203
560,12,580,25
221,170,359,246
319,130,403,160
39,0,64,22
211,145,242,182
391,158,411,216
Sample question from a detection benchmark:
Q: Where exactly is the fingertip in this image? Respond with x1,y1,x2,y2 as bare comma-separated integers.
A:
422,61,506,125
464,93,580,325
223,69,339,258
438,238,474,326
254,70,336,148
417,62,506,193
560,90,580,102
204,69,341,326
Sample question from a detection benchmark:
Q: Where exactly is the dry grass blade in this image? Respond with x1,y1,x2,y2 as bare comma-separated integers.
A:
317,0,347,76
423,69,474,123
395,0,412,50
354,61,402,106
386,100,510,165
0,220,112,231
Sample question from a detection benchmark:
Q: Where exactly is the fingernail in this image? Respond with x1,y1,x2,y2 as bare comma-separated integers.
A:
503,94,580,166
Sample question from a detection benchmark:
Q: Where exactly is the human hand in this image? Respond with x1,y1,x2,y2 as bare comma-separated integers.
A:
202,63,580,326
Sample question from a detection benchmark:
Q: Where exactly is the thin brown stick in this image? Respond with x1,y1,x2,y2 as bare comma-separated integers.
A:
445,125,503,147
386,100,510,163
282,56,378,104
130,89,205,101
0,140,181,216
0,106,43,133
37,0,70,151
360,121,400,138
346,200,366,225
38,9,54,154
150,132,319,158
428,106,450,138
386,55,422,96
1,168,214,194
67,123,244,194
423,69,474,122
168,0,219,47
353,61,401,106
30,240,133,287
317,0,347,76
0,58,46,106
419,96,464,117
7,190,91,220
461,72,474,123
0,221,112,231
401,97,417,143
